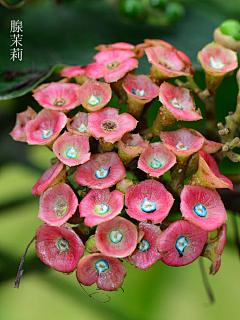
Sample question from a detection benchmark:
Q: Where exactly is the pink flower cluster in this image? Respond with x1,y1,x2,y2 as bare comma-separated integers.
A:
11,38,235,292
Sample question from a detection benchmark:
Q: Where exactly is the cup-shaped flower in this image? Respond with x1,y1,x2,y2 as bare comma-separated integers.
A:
76,253,127,291
214,20,240,52
33,82,81,112
138,142,176,177
59,65,86,78
38,182,78,226
198,43,238,78
67,112,90,137
160,127,204,157
53,132,90,167
118,133,149,165
95,42,146,59
145,42,194,80
187,150,233,189
32,160,66,196
36,223,84,273
159,82,202,121
95,216,138,258
201,224,227,274
10,106,37,142
125,222,163,270
88,107,137,143
77,79,112,112
75,152,126,189
157,220,208,266
180,185,227,232
125,180,174,224
79,188,124,227
122,74,159,118
25,109,67,145
85,49,138,83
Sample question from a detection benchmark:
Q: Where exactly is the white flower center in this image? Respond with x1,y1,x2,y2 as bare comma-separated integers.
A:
54,201,68,216
66,146,78,159
42,129,53,139
77,123,87,132
88,95,100,106
170,98,183,110
132,88,145,96
209,57,225,70
95,203,109,215
176,141,188,150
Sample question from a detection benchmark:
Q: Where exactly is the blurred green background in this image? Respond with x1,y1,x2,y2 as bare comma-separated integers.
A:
1,1,240,319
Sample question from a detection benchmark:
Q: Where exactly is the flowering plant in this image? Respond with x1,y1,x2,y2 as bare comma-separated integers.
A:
11,20,240,299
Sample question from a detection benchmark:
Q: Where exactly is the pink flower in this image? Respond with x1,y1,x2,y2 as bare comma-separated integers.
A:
76,253,127,291
33,82,81,112
25,109,67,145
95,216,138,258
38,182,78,226
159,82,202,121
36,223,84,273
125,222,162,270
145,41,194,80
32,160,66,196
67,112,90,137
157,220,208,266
79,188,124,227
198,42,238,77
85,49,138,83
53,132,90,167
77,79,112,112
138,142,176,177
10,106,37,142
95,42,145,58
180,185,227,232
125,180,174,224
59,65,86,78
87,107,138,143
75,152,126,189
187,150,233,189
160,127,204,157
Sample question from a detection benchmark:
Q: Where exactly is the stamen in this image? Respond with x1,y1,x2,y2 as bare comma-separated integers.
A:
150,157,162,169
95,203,109,215
77,123,87,132
54,97,66,107
57,237,70,253
209,57,225,69
88,95,100,106
101,120,118,132
66,146,78,159
141,197,156,213
175,236,189,258
42,129,53,139
54,201,68,216
132,88,145,96
95,167,111,179
194,204,207,217
95,259,109,274
109,230,123,243
170,98,183,110
176,141,188,150
138,239,150,252
106,61,120,70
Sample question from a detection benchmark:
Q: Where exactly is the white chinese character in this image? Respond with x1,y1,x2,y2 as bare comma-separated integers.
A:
10,20,23,33
10,48,23,61
10,34,23,47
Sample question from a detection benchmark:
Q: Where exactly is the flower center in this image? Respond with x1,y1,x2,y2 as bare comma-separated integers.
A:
150,157,162,169
106,61,120,70
77,123,87,132
138,239,150,252
95,167,111,179
109,230,123,243
101,120,118,132
170,98,183,110
95,203,109,215
88,94,100,106
194,204,207,217
66,146,78,159
42,129,53,139
132,88,145,96
209,57,225,69
57,237,70,253
95,259,109,274
54,201,68,216
54,97,66,107
175,141,188,150
175,236,189,258
141,197,156,213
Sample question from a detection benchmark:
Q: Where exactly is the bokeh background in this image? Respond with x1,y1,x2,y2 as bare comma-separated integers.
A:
1,1,240,319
